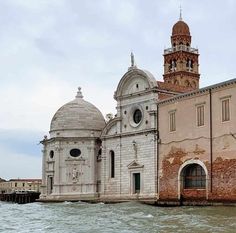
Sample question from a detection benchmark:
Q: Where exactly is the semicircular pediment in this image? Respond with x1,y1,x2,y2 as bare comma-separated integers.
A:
114,68,157,100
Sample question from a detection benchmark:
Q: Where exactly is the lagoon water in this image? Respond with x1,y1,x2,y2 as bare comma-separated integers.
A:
0,201,236,233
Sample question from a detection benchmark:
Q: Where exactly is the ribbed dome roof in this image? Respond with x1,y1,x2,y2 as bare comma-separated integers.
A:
50,88,105,133
172,20,190,36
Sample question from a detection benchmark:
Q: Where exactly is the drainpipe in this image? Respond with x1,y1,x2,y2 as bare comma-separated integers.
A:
209,89,213,193
156,104,159,198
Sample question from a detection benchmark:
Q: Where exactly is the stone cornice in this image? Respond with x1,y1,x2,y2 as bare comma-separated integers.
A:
40,136,100,144
101,128,157,139
158,78,236,105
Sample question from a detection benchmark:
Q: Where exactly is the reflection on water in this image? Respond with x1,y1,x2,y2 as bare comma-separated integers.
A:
0,201,236,233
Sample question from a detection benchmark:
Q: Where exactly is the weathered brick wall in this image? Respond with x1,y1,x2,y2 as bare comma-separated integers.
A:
210,157,236,201
158,83,236,203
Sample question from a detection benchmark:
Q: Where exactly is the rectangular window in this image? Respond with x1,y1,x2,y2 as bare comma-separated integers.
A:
15,183,17,187
222,99,230,122
110,151,115,178
48,176,53,194
197,105,204,126
169,111,176,132
133,173,140,194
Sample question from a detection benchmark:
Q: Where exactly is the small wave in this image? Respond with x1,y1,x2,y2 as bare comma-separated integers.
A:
63,201,73,205
130,212,154,219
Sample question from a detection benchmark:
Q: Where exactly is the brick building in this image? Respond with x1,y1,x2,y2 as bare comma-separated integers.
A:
0,179,42,193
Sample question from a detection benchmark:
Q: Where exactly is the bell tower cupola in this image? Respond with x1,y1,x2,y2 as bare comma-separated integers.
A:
163,13,200,90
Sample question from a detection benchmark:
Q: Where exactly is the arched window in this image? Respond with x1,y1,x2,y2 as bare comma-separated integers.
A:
173,43,176,51
110,150,115,178
191,60,194,69
184,164,206,189
97,148,102,160
169,60,172,71
186,59,190,68
49,150,54,159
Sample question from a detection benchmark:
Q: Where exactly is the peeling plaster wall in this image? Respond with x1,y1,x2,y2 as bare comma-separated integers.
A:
158,83,236,202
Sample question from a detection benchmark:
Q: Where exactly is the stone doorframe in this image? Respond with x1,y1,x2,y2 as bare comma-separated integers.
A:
177,159,209,200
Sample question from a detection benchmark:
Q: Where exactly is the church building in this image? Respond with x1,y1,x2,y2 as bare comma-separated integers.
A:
40,15,236,205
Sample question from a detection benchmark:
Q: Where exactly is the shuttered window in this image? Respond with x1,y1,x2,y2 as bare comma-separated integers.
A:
169,111,176,132
222,99,230,122
197,105,204,126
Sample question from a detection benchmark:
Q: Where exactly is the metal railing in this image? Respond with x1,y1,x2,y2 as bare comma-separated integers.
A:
164,45,198,54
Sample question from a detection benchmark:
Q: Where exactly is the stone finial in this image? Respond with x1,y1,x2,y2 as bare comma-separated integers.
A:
76,87,83,98
128,52,137,71
131,52,135,67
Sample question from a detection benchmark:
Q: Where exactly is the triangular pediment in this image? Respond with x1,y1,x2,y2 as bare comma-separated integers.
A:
127,160,144,169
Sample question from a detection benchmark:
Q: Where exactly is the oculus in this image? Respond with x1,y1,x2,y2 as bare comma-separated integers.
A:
70,148,81,157
133,109,142,124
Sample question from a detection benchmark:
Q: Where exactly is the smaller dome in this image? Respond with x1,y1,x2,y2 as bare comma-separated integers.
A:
172,20,190,36
50,88,105,137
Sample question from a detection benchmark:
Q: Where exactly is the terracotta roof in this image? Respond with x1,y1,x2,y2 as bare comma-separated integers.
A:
9,179,42,182
172,20,190,36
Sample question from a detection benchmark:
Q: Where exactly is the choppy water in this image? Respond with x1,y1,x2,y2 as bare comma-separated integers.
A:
0,201,236,233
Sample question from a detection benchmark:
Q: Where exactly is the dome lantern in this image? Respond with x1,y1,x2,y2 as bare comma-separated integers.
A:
75,87,83,99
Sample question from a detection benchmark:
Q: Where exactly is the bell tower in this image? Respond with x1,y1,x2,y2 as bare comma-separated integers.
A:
163,14,200,90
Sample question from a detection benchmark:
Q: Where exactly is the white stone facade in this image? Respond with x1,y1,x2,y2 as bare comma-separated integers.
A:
40,88,105,201
100,68,158,202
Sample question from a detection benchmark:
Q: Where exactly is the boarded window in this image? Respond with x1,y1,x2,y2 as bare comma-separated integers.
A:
169,111,176,132
197,105,204,126
222,99,230,122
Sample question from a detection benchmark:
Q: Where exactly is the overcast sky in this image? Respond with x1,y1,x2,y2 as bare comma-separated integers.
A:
0,0,236,180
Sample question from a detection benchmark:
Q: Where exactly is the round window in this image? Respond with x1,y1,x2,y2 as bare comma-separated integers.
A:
133,109,142,124
70,149,81,157
49,150,54,159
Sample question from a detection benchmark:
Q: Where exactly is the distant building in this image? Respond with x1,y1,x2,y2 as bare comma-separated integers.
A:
0,178,6,183
0,179,42,193
40,15,236,204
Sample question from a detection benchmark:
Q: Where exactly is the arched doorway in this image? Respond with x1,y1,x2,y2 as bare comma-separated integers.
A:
178,160,208,201
184,164,206,189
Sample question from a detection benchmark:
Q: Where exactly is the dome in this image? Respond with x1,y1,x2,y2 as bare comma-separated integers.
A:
50,88,105,135
172,20,190,36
